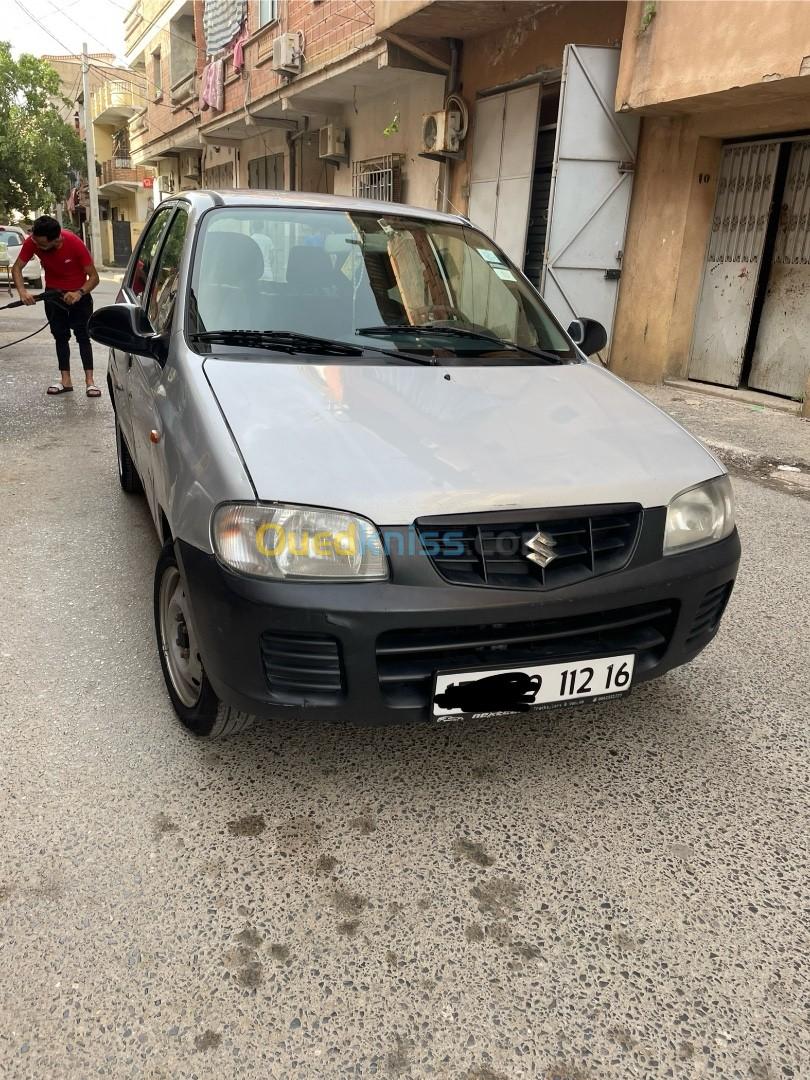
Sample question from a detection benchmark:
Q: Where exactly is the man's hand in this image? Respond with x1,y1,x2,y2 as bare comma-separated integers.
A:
63,290,83,305
18,287,35,306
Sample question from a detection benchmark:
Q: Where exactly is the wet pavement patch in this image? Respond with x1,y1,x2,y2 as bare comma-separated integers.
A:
227,814,266,837
194,1030,222,1052
454,837,494,867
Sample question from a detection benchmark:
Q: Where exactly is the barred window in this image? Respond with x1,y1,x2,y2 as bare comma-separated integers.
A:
352,154,403,203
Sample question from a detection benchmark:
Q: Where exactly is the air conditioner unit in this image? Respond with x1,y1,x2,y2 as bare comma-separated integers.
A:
318,124,347,162
272,33,302,74
421,107,464,156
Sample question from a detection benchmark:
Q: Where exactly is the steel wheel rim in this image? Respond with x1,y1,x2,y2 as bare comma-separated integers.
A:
159,565,203,707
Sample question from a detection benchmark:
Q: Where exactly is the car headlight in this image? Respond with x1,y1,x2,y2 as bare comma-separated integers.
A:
664,475,735,555
212,503,389,581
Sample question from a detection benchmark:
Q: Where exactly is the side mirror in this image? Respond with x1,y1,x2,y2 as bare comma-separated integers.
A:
88,303,167,363
568,318,607,357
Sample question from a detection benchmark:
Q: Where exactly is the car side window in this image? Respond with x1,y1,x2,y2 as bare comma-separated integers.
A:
146,210,189,334
129,206,174,300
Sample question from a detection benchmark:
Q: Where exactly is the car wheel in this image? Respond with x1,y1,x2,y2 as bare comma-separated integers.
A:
115,413,143,494
154,543,254,738
28,276,43,290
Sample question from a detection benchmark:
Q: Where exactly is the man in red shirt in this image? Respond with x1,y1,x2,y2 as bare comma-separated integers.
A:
13,215,101,397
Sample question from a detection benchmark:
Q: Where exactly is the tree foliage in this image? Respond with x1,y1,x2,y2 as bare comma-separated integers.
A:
0,42,86,218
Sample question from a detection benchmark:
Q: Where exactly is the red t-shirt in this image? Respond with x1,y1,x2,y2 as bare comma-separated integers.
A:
18,231,93,291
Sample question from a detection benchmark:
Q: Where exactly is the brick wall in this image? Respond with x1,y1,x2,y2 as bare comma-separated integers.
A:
133,1,378,156
130,0,206,156
213,0,377,123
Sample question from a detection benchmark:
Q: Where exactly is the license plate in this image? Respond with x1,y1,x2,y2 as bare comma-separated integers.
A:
432,653,635,721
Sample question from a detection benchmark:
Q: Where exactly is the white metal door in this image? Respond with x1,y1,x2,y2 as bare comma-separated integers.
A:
468,84,541,265
748,140,810,399
689,141,779,387
541,45,639,347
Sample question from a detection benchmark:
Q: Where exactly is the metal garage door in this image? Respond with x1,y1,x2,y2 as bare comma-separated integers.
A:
467,83,541,265
748,139,810,399
541,45,639,348
689,141,779,387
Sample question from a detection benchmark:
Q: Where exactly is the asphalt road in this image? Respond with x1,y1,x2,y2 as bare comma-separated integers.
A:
1,283,808,1079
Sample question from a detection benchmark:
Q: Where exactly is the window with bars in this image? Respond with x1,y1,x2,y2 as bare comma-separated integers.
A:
352,154,404,203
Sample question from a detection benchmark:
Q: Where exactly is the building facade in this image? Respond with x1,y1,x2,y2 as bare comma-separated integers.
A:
123,0,810,405
610,0,810,405
44,52,154,266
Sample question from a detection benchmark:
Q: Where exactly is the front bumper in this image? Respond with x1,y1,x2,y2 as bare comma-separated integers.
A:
175,519,741,726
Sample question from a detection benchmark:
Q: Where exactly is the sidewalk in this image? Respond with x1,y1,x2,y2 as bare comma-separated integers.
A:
632,380,810,496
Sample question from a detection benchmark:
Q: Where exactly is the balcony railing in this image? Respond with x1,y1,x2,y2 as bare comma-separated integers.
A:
90,80,141,124
100,159,150,185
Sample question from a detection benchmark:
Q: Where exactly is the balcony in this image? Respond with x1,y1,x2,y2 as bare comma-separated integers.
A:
100,158,150,186
170,70,196,106
90,80,142,125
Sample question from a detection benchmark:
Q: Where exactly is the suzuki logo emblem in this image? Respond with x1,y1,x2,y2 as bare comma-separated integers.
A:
524,529,558,569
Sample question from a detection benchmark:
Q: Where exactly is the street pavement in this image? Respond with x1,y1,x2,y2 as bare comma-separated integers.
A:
1,284,808,1079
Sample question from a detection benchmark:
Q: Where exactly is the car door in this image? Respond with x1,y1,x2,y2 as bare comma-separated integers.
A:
111,204,175,453
128,207,189,527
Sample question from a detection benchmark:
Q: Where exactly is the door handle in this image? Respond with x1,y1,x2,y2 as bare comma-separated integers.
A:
127,354,133,368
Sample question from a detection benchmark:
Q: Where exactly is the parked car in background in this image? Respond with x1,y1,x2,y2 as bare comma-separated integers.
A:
89,190,740,739
0,225,43,288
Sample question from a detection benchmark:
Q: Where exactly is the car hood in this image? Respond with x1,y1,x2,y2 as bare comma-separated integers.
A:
203,358,722,523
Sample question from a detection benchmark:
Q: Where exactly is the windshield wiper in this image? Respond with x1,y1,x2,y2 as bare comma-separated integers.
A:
356,324,566,363
191,329,365,356
191,329,435,365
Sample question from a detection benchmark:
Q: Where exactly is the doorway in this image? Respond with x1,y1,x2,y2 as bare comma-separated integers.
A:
689,136,810,400
112,219,132,266
465,45,639,351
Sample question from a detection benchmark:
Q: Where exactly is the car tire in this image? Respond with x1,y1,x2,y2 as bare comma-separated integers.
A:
115,413,143,494
29,276,43,290
154,543,254,738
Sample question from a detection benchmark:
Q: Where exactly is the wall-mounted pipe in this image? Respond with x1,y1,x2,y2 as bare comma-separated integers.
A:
440,38,461,214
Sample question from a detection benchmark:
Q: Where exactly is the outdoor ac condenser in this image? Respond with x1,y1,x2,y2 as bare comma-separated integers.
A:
419,96,469,160
271,34,302,75
421,109,463,155
318,125,347,162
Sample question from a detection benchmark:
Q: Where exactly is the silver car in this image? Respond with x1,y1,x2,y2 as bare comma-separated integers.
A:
0,226,43,288
89,191,740,738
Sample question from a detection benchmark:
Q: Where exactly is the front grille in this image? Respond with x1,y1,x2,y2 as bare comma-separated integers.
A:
376,600,678,709
416,508,641,590
260,632,344,705
685,582,732,646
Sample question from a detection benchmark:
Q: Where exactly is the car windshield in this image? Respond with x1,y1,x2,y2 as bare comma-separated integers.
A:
188,207,574,362
0,232,21,246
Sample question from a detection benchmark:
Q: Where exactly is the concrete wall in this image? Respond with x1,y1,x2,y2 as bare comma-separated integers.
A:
332,77,445,211
617,0,810,113
94,127,115,162
448,2,626,210
375,1,431,34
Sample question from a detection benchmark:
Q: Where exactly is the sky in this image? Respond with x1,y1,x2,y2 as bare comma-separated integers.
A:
4,0,128,63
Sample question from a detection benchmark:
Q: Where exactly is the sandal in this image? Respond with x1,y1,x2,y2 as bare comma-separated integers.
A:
86,385,102,398
47,384,73,395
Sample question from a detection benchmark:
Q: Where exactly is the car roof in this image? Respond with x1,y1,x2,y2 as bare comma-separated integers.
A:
172,189,469,227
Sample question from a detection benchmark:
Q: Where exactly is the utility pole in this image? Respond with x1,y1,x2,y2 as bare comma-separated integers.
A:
81,44,102,263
